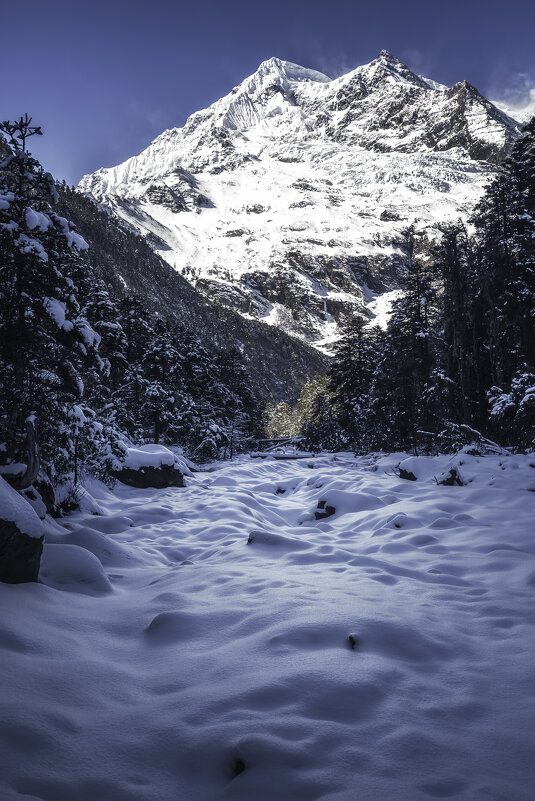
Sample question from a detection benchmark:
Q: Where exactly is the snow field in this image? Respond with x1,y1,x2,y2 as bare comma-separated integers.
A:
1,452,535,800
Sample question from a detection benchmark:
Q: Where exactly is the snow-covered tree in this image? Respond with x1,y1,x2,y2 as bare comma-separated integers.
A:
0,117,103,503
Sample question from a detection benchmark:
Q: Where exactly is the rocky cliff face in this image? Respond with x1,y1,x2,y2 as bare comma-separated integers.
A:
79,51,521,351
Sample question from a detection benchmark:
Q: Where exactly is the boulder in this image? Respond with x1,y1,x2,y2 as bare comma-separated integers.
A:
111,445,189,489
398,467,417,481
111,463,185,489
0,476,44,583
315,500,336,520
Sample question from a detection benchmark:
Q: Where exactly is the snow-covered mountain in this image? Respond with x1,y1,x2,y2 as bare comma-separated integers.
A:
79,51,521,350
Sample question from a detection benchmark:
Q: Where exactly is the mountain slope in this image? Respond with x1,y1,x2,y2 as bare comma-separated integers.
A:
80,51,521,349
57,187,328,403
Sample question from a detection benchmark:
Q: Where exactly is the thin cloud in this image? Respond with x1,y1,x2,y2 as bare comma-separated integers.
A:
400,48,436,80
488,69,535,124
315,51,357,79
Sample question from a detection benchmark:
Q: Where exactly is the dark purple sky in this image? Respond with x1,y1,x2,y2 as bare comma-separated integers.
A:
3,0,534,185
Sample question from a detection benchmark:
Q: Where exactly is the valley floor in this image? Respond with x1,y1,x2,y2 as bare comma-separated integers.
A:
1,452,535,801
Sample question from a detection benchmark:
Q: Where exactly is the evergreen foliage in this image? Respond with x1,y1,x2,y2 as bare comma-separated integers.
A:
0,121,261,510
0,116,102,501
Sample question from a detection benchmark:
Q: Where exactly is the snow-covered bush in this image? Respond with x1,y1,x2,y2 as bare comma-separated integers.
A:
488,372,535,450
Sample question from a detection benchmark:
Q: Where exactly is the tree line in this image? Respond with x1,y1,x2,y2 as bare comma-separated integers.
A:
0,117,259,512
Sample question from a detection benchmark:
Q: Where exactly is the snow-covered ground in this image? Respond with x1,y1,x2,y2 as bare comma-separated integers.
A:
1,451,535,800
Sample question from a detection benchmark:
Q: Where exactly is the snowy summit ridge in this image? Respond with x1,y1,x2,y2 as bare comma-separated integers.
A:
79,51,522,349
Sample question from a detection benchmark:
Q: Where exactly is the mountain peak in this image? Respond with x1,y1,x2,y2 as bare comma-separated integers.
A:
253,57,331,84
256,56,286,72
447,79,487,102
377,49,402,63
355,49,430,91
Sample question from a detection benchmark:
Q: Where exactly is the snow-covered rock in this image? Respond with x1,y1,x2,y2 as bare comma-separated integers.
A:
111,444,190,489
0,475,44,583
80,51,522,350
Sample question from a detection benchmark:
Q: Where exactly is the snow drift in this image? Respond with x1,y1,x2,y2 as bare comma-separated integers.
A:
1,451,535,799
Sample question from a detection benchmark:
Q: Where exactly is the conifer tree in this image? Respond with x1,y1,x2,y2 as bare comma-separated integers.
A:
0,117,102,502
328,314,376,448
431,224,476,424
